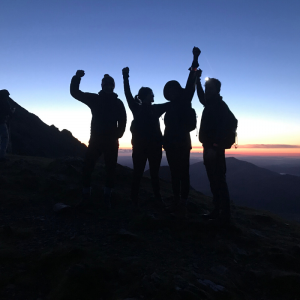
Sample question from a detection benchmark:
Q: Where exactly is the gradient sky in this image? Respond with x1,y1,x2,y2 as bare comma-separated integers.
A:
1,0,299,154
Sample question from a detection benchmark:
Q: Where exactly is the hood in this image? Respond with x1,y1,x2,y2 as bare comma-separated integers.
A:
98,90,118,99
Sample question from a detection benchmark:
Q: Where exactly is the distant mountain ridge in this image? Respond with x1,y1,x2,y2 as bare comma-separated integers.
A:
145,157,300,220
7,98,87,158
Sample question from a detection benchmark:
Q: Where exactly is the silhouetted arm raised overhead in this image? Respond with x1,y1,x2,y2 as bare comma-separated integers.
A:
122,67,139,113
70,70,93,106
184,47,201,102
196,69,206,106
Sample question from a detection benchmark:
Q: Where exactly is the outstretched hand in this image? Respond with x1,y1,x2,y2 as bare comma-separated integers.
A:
76,70,85,77
193,47,201,58
122,67,129,77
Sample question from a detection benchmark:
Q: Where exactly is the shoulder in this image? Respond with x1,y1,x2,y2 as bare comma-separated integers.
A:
217,99,229,112
85,92,98,98
115,97,126,110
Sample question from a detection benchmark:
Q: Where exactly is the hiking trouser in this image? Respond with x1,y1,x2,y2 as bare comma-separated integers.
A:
166,147,190,199
131,144,162,200
83,138,119,189
203,147,230,214
0,123,9,158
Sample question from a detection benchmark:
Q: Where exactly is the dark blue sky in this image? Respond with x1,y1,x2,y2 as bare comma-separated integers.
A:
1,0,299,149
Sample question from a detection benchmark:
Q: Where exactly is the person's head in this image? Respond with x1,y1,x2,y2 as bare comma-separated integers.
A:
204,78,221,99
163,81,183,102
101,74,115,93
135,87,154,105
0,89,10,100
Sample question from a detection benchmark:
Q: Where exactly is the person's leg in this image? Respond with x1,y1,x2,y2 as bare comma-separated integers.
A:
166,149,181,207
148,145,162,199
215,149,230,220
0,124,9,159
81,139,101,205
102,140,119,208
103,140,119,192
203,147,221,217
131,146,148,204
179,148,191,202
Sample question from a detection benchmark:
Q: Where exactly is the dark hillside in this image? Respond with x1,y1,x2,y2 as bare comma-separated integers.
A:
145,158,300,220
7,98,86,157
1,155,300,299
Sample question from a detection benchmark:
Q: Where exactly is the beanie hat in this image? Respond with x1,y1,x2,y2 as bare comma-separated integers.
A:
102,74,115,85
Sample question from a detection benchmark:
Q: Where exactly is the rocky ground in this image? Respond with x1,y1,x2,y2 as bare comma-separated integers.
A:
1,155,300,300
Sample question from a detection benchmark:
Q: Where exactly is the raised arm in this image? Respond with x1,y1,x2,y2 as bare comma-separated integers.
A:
196,69,206,106
122,67,138,112
70,70,89,104
184,47,201,102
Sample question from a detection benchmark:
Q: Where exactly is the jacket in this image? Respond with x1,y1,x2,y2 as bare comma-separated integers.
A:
123,77,169,147
163,69,197,150
199,95,232,147
70,76,127,141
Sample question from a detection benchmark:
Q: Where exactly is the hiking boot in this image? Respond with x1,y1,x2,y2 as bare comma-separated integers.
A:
202,208,220,220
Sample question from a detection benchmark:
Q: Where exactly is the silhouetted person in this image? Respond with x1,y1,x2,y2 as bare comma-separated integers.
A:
122,67,170,209
70,70,127,208
162,48,199,217
196,69,237,226
0,90,15,162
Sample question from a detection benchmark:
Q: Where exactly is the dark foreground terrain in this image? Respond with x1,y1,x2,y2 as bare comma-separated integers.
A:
1,155,300,300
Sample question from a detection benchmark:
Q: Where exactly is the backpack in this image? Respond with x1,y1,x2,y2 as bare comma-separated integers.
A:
222,108,238,149
181,103,197,132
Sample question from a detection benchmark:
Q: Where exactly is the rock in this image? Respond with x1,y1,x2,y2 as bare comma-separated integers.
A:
250,229,265,238
198,279,225,292
150,272,162,284
53,203,71,213
113,229,143,242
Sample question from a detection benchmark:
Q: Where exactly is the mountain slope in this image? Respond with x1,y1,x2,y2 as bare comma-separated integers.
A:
7,98,86,157
1,155,300,299
145,157,300,218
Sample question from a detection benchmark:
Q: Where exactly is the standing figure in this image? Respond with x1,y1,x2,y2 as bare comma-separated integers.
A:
0,90,15,162
162,48,200,217
122,67,169,209
196,70,237,226
70,70,127,208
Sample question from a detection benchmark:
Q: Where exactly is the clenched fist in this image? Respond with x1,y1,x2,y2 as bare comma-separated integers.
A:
76,70,85,77
122,67,129,77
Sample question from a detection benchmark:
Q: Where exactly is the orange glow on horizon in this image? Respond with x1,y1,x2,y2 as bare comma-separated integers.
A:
82,141,300,157
191,146,300,156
